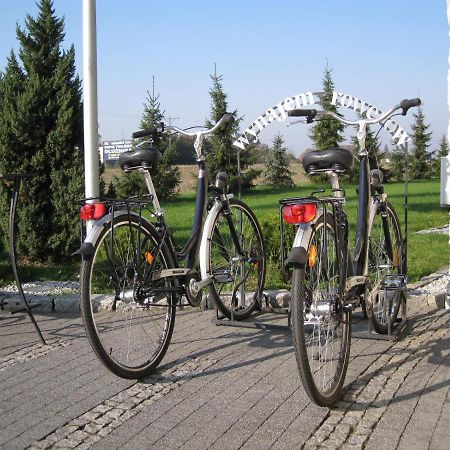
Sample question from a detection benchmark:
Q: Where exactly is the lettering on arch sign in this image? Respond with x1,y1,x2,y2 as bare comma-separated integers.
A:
233,91,409,151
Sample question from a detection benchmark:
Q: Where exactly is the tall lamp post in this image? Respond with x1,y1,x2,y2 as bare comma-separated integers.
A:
82,0,99,232
443,0,450,308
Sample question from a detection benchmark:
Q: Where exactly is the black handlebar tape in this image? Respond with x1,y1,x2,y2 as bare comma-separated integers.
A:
400,98,421,115
222,113,235,124
132,128,158,139
287,109,317,118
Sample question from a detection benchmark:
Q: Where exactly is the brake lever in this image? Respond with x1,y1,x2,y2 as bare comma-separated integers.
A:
287,119,308,127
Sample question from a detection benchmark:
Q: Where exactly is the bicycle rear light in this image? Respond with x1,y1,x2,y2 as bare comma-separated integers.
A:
282,203,317,224
80,203,106,221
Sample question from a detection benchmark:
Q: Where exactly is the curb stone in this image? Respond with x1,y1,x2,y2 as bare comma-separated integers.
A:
1,267,448,315
54,296,81,313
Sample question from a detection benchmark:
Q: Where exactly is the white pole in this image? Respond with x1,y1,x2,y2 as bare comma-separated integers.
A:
82,0,99,210
446,0,450,308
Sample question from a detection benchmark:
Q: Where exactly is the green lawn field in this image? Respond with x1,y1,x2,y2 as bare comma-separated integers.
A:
1,179,447,288
161,178,449,287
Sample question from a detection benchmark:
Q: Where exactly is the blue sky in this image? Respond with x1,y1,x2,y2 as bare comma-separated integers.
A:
0,1,448,155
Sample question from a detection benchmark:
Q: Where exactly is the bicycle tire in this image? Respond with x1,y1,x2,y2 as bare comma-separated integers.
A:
80,215,176,379
291,213,351,407
367,201,403,334
204,198,265,320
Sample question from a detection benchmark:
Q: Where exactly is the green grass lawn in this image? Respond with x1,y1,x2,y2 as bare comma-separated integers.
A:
1,178,447,288
161,178,449,287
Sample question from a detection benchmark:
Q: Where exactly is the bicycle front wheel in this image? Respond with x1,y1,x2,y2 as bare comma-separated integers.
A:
80,215,176,379
367,201,403,334
291,214,351,407
204,198,265,320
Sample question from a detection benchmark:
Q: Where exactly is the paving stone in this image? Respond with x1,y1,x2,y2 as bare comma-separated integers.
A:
2,271,450,449
53,296,80,313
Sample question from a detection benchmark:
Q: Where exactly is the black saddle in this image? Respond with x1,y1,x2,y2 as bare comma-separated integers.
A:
302,147,353,174
118,147,162,171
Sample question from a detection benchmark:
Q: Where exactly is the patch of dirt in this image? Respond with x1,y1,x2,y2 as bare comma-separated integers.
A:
103,162,308,193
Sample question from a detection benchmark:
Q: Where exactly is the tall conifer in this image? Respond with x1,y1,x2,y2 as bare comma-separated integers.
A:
206,68,258,190
410,107,432,180
310,65,344,151
0,0,83,260
264,133,294,187
432,134,449,177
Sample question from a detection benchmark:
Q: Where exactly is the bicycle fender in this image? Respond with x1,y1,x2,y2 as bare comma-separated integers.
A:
287,211,332,268
285,246,307,268
73,210,142,260
199,200,222,281
286,222,313,269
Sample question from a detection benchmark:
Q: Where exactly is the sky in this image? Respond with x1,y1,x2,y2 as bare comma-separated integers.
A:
0,1,448,156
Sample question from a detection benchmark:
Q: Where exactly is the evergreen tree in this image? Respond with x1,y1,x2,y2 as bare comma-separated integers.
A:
310,65,344,150
390,142,406,182
139,83,180,198
112,172,147,199
264,133,294,187
432,135,449,177
206,68,259,191
113,80,180,199
409,107,432,180
0,0,83,260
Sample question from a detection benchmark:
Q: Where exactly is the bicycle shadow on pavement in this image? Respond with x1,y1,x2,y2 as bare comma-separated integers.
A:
152,326,293,383
340,311,450,410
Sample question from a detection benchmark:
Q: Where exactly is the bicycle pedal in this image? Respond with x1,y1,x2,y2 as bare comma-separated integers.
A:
345,276,366,291
382,275,407,290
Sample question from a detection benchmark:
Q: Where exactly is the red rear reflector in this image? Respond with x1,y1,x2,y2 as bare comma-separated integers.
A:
282,203,317,224
80,203,106,221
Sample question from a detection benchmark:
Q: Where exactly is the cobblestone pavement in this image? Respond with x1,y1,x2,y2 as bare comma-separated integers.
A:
1,274,449,449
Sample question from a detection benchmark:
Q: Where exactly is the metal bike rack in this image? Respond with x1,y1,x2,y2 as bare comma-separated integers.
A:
0,174,46,345
352,289,412,341
212,293,291,333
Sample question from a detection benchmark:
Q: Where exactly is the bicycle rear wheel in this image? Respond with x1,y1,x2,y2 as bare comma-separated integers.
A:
204,198,265,320
80,215,176,379
367,201,402,334
291,214,351,407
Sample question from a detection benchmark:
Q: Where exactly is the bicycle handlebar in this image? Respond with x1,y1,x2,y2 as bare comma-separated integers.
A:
131,123,165,139
132,114,234,141
287,97,421,126
166,113,234,137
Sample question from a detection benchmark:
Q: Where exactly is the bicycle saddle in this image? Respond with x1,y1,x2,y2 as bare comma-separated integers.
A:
118,147,162,171
302,147,353,173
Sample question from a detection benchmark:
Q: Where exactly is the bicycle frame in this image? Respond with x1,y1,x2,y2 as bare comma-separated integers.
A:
142,159,208,270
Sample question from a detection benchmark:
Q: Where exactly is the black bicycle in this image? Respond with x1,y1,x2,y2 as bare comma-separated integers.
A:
76,114,266,379
282,98,420,406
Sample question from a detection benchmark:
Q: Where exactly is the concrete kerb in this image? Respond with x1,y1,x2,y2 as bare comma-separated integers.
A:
0,267,449,315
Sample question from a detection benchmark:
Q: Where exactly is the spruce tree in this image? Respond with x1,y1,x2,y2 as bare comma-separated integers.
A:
432,134,449,177
113,81,180,199
310,65,344,150
139,83,180,198
264,133,294,187
390,142,406,182
409,107,432,180
0,0,83,260
206,69,258,191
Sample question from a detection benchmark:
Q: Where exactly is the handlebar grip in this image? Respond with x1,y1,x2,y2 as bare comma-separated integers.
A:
221,113,235,125
132,122,164,139
287,109,317,118
400,98,421,115
132,129,156,139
